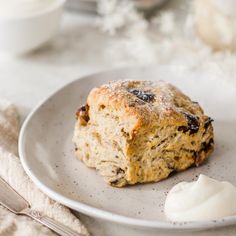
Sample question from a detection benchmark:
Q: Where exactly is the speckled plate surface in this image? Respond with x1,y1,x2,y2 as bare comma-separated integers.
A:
19,66,236,231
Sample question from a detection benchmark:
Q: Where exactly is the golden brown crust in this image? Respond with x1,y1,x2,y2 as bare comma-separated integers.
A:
73,80,214,187
87,81,206,138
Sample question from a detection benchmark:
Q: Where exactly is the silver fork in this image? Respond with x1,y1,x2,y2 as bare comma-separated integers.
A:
0,177,85,236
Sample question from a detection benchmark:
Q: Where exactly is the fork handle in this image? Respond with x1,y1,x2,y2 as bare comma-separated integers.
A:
22,208,84,236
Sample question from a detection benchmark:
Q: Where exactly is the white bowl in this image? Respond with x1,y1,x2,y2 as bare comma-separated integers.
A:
0,0,65,55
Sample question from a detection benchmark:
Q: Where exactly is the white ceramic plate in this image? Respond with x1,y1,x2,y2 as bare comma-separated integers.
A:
19,66,236,231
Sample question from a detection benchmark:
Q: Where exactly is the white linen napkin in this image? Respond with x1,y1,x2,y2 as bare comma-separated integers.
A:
0,99,89,236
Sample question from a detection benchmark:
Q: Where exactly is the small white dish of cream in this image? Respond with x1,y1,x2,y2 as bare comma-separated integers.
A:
165,174,236,221
0,0,65,54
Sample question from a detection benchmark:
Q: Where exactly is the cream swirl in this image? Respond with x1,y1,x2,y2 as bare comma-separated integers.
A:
165,174,236,221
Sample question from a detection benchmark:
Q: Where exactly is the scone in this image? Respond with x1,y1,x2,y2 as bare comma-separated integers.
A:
73,80,214,187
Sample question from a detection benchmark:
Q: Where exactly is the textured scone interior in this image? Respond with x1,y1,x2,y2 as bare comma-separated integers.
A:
73,80,214,187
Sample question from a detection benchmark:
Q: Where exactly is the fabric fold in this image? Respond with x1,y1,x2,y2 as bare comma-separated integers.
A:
0,99,89,236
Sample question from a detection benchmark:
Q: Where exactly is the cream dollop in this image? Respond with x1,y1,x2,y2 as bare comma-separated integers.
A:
164,174,236,221
0,0,56,18
212,0,236,17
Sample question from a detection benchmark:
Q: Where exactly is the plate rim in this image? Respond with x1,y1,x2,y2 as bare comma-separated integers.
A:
19,66,236,231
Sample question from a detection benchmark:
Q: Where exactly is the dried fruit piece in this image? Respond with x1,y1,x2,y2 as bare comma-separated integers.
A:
129,89,155,103
181,112,200,134
76,104,90,125
204,117,214,129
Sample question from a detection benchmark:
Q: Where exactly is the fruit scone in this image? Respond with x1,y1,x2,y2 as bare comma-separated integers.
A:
73,80,214,187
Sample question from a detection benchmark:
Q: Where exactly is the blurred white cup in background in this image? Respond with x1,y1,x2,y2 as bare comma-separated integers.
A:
0,0,65,55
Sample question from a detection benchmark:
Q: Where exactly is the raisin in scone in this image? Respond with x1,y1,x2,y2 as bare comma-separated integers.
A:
73,80,214,187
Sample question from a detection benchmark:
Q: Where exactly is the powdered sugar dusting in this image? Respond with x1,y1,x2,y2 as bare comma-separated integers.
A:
99,80,188,118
